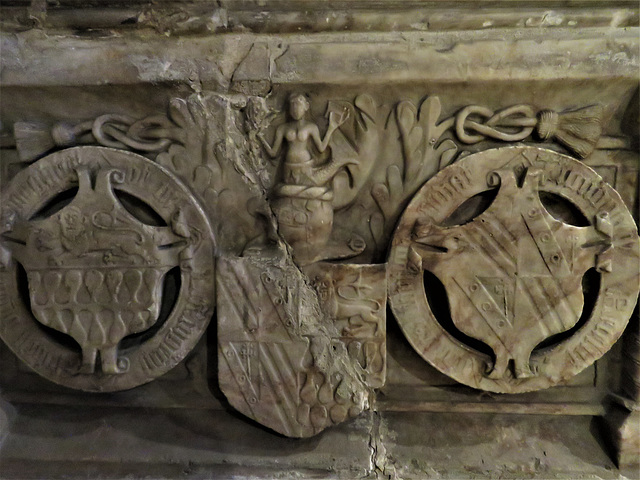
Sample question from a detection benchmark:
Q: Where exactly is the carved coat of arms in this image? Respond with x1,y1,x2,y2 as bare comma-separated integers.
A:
389,146,640,393
0,147,216,391
2,88,639,436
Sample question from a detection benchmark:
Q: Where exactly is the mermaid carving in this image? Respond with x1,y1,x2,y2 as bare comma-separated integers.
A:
260,94,362,265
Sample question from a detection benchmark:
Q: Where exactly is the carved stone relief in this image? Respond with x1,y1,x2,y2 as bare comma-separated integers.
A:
1,8,639,475
303,262,387,389
1,89,637,434
259,94,362,265
0,147,216,391
216,94,388,436
388,146,640,393
217,256,377,437
12,95,619,265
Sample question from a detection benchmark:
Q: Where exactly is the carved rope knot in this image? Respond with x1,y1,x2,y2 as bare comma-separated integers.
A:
455,104,538,144
453,104,604,159
14,113,176,162
92,114,172,152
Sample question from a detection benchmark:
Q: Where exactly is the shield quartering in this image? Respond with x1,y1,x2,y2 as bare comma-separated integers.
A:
389,146,640,393
217,256,385,437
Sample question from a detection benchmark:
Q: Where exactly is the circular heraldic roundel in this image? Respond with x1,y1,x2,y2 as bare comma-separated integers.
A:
0,147,216,392
388,146,640,393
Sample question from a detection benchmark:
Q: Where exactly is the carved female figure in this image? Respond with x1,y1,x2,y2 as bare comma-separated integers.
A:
260,94,352,264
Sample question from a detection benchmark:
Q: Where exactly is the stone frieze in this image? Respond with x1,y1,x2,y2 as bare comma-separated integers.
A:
1,90,638,435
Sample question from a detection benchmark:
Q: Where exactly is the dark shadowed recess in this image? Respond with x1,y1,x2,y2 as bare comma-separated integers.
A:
29,187,78,221
440,188,499,227
539,191,590,227
423,269,495,359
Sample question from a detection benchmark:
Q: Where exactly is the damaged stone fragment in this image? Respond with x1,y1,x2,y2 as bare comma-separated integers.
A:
217,254,376,437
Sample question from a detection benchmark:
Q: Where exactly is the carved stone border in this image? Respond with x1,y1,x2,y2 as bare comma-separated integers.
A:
0,147,216,391
388,146,640,393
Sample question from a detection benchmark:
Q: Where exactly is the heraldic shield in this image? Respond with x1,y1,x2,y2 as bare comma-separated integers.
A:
0,147,216,392
217,255,386,437
389,146,640,394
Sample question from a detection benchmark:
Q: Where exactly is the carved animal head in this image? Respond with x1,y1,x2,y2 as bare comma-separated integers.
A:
312,275,334,302
59,207,85,239
34,227,60,251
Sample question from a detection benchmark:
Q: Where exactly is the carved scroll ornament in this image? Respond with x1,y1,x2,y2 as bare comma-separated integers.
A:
388,146,640,393
0,147,216,391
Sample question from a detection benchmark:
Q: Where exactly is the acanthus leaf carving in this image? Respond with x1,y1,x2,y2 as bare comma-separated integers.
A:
367,96,459,257
327,94,380,209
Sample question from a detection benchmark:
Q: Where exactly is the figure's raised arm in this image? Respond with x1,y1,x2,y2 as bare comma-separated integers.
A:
259,124,286,158
312,109,349,153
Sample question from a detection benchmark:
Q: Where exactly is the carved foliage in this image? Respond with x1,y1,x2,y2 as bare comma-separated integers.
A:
153,94,272,256
369,97,458,250
13,95,610,265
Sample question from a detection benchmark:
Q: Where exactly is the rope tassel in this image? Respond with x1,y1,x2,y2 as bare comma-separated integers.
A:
536,105,603,159
14,121,91,162
14,115,174,162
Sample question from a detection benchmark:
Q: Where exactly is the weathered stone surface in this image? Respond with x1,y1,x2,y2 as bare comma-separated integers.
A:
0,403,375,478
379,411,626,479
2,29,638,87
0,147,216,391
389,146,640,393
217,255,374,438
1,404,634,480
0,0,639,475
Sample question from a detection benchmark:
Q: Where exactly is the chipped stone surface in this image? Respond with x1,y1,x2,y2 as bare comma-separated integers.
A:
388,146,640,393
0,0,639,476
217,255,373,437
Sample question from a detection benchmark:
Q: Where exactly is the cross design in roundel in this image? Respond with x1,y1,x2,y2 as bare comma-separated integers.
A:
388,146,640,393
0,147,216,392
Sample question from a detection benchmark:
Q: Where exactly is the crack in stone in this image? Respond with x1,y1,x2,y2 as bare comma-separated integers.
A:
368,410,397,480
215,92,372,436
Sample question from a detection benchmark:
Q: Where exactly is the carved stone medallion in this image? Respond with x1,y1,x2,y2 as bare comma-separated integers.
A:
388,146,640,393
0,147,215,391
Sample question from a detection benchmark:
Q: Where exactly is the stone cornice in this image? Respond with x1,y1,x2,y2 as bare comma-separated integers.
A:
1,1,638,34
1,27,638,87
